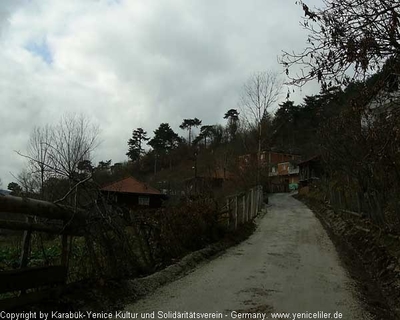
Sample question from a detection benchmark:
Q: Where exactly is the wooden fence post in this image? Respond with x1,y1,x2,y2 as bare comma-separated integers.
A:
248,191,251,220
61,234,69,268
226,198,231,229
246,192,250,222
253,188,256,218
240,195,244,225
19,217,32,269
244,193,247,223
255,187,258,214
243,194,247,223
249,191,252,220
256,186,259,214
234,196,238,230
251,188,256,220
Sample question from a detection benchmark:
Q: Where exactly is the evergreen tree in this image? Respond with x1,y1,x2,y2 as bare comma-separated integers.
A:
126,128,149,162
8,182,22,196
148,123,180,155
148,123,181,173
224,109,240,141
179,118,202,146
193,125,215,148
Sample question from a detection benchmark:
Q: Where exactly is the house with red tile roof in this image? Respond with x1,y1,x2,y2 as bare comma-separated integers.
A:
100,176,167,208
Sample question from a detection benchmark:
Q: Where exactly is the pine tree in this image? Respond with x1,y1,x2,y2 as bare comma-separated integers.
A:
126,128,149,162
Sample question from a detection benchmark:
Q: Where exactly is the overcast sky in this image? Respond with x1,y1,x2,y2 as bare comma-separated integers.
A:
0,0,322,188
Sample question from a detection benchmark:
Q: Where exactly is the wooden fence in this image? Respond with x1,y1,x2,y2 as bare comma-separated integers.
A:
0,186,265,309
327,187,391,225
312,177,394,226
221,185,264,230
0,195,85,310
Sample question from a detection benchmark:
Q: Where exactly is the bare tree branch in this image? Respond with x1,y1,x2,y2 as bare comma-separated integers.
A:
280,0,400,89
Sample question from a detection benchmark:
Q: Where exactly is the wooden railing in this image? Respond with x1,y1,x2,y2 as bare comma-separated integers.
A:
0,188,265,309
0,195,86,310
221,186,264,230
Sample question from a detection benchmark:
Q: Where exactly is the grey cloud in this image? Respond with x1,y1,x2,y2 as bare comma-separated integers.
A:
0,0,23,33
0,0,323,187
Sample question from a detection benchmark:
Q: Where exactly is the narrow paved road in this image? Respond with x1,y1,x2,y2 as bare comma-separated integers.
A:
123,193,372,319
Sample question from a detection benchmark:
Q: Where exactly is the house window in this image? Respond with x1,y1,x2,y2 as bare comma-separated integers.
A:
138,196,150,206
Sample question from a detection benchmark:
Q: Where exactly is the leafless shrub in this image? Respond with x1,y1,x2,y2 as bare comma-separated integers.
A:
132,200,224,269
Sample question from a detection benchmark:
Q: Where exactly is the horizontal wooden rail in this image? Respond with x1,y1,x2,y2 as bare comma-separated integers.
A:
0,195,87,310
0,219,83,236
0,219,62,234
0,195,88,221
0,265,67,294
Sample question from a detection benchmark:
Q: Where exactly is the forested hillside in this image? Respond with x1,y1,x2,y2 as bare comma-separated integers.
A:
7,74,384,204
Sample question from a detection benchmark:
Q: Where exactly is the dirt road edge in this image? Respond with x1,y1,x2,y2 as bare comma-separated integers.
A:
295,195,400,320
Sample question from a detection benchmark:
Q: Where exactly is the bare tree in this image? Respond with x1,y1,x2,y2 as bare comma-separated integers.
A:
241,72,282,183
16,169,39,195
280,0,400,89
27,125,52,196
17,114,99,204
48,114,99,182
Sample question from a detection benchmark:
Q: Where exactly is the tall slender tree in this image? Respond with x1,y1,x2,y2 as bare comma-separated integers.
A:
224,109,240,141
27,125,52,197
179,118,202,146
193,125,214,148
241,72,282,184
126,128,149,162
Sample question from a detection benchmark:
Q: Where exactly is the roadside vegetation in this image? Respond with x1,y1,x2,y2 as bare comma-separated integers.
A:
286,1,400,317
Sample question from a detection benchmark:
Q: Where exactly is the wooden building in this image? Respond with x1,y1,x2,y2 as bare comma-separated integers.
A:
238,150,302,193
239,150,301,170
298,155,323,194
269,161,300,192
100,176,167,208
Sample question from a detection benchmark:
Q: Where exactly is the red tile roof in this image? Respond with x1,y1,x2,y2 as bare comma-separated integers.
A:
100,177,161,195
